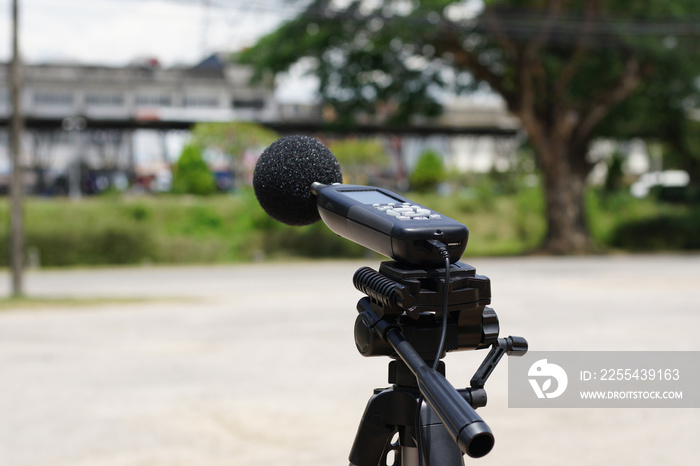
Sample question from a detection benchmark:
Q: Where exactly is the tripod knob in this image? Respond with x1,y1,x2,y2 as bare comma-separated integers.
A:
354,299,394,357
505,335,528,356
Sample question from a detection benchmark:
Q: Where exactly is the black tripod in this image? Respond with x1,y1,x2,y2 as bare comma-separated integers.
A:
349,261,527,466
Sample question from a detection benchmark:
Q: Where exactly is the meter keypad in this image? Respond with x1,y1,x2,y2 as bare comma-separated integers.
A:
372,203,442,221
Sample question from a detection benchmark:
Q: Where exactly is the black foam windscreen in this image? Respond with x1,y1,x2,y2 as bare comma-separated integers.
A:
253,135,343,226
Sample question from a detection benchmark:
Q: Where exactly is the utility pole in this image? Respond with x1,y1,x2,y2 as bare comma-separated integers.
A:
9,0,24,297
200,0,211,58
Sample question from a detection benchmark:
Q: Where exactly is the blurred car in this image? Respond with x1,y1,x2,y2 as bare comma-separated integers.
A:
630,170,690,198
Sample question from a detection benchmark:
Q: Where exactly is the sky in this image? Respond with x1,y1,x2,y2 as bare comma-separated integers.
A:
0,0,316,169
0,0,485,103
0,0,296,66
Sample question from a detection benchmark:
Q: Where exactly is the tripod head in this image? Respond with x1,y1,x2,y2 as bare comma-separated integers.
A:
354,261,499,361
350,260,527,464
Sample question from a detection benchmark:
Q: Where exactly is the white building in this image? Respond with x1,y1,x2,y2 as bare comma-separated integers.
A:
0,54,277,193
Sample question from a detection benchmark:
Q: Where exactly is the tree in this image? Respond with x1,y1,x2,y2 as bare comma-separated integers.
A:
328,138,390,184
596,37,700,194
190,122,278,188
239,0,700,253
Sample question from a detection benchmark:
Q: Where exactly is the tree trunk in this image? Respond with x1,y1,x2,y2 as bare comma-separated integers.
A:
538,142,591,254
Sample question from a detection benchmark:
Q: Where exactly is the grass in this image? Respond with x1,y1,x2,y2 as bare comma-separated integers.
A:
409,187,546,256
0,191,271,266
0,296,157,311
0,183,697,267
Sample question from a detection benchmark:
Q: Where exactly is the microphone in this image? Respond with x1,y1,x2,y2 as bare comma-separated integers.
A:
253,135,468,266
253,135,343,226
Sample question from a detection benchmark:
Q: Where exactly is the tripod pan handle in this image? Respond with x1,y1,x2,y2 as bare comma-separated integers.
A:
384,327,495,458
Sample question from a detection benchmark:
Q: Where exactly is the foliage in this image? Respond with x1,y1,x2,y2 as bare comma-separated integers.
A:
610,211,700,250
663,119,700,188
25,225,156,266
0,190,697,268
409,150,446,192
191,121,278,158
238,1,700,130
190,121,279,189
171,144,217,196
604,151,625,193
327,138,391,184
595,31,700,188
0,199,158,266
238,0,700,253
0,193,368,266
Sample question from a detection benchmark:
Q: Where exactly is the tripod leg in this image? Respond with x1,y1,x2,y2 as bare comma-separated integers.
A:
399,446,420,466
349,387,465,466
349,388,417,466
349,412,395,466
419,401,465,466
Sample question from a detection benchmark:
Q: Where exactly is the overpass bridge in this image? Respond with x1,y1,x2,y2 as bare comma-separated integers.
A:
0,56,520,194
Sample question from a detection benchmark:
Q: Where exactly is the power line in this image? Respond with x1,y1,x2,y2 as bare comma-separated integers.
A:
4,0,698,36
3,0,700,64
2,0,700,24
0,0,308,13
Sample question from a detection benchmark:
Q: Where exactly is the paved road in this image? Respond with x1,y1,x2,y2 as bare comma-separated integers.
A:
1,255,698,465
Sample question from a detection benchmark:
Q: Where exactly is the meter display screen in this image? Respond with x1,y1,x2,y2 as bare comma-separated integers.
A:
340,189,402,205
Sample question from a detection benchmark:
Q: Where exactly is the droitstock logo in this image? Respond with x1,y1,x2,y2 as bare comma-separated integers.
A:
510,351,699,408
528,359,568,399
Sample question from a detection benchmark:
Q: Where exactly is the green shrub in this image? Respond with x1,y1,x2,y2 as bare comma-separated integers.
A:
610,212,700,250
410,150,446,192
263,222,367,259
172,144,216,195
604,151,625,192
20,224,156,266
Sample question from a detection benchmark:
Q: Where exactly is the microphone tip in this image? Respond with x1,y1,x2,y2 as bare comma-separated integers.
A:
253,135,342,226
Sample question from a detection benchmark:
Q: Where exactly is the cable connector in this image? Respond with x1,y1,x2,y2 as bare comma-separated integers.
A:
426,239,450,261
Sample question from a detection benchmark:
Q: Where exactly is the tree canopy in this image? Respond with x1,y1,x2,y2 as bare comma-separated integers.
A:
190,121,279,188
191,122,278,159
239,0,700,252
327,138,391,184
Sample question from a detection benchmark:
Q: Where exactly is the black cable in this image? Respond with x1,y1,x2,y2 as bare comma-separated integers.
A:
433,249,451,371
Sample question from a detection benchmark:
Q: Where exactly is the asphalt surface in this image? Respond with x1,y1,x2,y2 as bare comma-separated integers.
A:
0,255,698,465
